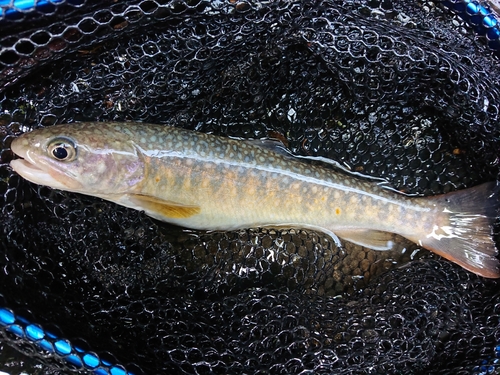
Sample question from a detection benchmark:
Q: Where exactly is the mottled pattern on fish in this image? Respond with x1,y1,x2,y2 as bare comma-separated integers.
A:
9,122,500,278
127,124,429,235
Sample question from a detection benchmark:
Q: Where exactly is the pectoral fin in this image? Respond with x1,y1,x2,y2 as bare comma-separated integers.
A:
335,229,395,251
127,194,201,219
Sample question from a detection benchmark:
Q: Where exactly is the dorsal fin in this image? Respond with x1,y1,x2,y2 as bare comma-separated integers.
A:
243,137,402,194
240,138,292,157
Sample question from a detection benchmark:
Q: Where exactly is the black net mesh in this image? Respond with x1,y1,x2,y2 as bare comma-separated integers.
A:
1,0,500,374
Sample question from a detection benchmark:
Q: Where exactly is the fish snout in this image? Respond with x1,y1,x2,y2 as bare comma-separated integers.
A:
10,136,28,159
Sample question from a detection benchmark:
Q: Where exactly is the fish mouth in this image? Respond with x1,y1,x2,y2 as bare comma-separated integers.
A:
10,158,71,190
10,136,72,190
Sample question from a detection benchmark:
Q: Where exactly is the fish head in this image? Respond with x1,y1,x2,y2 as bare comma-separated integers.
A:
10,123,145,196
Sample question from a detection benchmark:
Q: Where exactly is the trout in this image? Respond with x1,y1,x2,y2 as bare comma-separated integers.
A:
9,122,500,278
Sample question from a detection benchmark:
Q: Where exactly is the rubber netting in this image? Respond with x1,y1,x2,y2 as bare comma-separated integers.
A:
1,0,500,374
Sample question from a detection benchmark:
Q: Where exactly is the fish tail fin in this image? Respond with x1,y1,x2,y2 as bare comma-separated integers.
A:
409,182,500,278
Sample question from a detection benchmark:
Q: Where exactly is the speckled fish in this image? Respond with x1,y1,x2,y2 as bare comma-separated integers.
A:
9,122,500,278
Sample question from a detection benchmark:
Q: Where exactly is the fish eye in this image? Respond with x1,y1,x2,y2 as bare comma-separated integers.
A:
48,138,77,162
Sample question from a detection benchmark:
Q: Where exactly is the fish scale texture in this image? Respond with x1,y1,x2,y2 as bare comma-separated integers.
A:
0,0,500,374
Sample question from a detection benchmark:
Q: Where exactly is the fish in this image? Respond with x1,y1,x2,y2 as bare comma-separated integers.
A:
9,122,500,278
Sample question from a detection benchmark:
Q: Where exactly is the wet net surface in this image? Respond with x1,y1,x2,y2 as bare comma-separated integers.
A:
0,0,500,374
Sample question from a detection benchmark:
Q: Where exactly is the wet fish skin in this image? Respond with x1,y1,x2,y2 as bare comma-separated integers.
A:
9,122,500,278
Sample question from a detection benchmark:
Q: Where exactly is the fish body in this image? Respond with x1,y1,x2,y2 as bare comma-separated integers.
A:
9,122,500,278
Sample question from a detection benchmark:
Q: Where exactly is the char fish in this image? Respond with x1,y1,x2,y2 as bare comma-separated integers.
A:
9,122,500,278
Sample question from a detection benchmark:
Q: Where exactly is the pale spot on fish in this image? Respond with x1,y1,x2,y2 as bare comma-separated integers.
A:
200,179,210,189
247,183,258,197
150,135,157,142
96,163,106,174
405,213,415,224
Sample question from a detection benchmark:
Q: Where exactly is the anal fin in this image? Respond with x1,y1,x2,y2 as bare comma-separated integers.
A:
127,194,201,219
335,229,396,251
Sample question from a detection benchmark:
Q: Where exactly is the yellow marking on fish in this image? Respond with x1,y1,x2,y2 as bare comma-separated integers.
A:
335,208,341,215
128,194,201,218
246,180,257,197
200,178,211,189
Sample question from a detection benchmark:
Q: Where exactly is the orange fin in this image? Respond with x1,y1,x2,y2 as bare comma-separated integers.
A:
409,182,500,279
335,229,395,250
127,194,201,219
